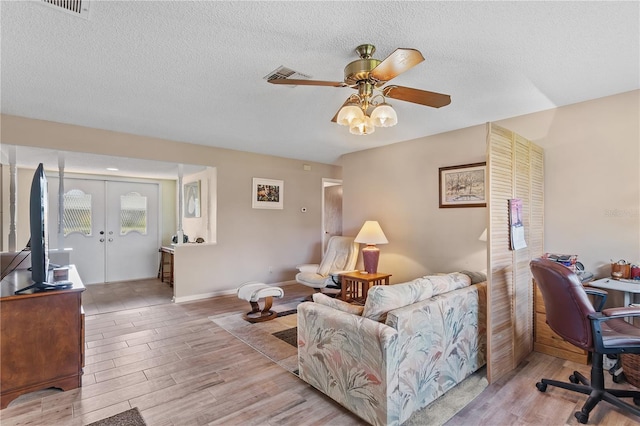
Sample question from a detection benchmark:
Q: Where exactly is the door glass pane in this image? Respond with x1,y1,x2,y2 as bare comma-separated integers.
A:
64,189,92,236
120,192,147,235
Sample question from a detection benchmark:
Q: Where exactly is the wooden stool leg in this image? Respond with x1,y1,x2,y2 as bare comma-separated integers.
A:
243,296,277,323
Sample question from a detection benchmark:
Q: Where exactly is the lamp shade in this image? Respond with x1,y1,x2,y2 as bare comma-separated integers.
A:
354,221,388,245
370,104,398,127
350,116,375,135
337,105,364,126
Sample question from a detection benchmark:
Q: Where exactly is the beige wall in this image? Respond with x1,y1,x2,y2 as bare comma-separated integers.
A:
4,90,637,295
160,179,177,246
1,115,341,300
341,126,488,283
181,168,215,244
0,167,34,250
341,90,639,285
497,90,640,278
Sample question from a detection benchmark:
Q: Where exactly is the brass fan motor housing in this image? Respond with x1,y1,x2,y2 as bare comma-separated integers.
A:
344,58,382,86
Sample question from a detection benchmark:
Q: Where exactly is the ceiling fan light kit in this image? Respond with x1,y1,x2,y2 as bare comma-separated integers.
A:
336,104,364,126
370,103,397,128
268,43,451,136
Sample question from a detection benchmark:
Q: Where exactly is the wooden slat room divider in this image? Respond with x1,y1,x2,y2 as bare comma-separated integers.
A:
486,123,544,383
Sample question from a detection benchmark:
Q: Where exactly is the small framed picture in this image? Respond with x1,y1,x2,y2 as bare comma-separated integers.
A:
184,180,201,218
252,178,283,209
439,162,487,208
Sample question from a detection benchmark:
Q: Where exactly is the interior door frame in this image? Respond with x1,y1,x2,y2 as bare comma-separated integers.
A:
321,178,343,254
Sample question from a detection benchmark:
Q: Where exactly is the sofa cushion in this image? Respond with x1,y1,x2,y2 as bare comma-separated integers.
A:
460,270,487,284
429,272,472,296
312,293,365,316
361,272,472,323
362,279,434,323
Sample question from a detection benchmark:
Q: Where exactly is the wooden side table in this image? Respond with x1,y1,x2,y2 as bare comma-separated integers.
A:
339,271,391,304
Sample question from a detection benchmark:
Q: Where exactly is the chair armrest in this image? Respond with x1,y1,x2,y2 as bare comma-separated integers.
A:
329,269,358,276
296,263,319,273
584,288,607,312
588,308,640,354
602,306,640,318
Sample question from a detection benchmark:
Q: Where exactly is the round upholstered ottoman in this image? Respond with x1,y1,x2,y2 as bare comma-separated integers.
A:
237,282,284,323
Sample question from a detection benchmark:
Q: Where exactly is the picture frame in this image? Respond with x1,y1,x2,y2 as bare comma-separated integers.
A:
184,180,201,218
439,162,487,208
252,178,284,209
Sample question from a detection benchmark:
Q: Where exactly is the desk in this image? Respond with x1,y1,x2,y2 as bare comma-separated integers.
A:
587,278,640,308
0,266,85,408
158,246,174,286
339,271,391,304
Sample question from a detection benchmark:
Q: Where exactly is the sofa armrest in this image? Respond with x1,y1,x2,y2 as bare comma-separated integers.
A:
296,263,319,273
297,302,399,426
312,293,365,315
384,282,487,421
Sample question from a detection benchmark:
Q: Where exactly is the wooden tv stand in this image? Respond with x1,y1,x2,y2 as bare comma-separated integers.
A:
0,265,85,409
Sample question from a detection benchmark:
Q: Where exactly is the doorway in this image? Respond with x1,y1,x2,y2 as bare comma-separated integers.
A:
49,177,160,284
322,179,343,253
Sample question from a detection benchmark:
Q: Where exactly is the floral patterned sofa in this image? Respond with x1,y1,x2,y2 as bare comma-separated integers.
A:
297,271,487,426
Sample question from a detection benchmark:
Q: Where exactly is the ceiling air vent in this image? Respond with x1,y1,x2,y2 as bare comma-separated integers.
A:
40,0,90,19
264,66,311,84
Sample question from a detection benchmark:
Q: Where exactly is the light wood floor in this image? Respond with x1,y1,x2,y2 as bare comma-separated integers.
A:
1,280,639,425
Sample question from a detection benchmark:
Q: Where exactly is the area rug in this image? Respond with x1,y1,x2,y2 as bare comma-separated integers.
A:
210,309,487,425
86,407,146,426
209,300,301,373
272,326,297,347
403,367,488,425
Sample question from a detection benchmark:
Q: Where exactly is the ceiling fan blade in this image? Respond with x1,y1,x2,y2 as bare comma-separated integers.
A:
268,79,347,87
369,48,425,83
382,85,451,108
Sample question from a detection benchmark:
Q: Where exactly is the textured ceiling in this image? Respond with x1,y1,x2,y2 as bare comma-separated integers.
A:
1,1,639,165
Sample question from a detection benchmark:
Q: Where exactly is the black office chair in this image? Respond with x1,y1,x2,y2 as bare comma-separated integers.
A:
530,258,640,424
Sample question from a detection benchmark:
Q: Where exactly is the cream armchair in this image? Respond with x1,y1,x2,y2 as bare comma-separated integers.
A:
295,236,358,293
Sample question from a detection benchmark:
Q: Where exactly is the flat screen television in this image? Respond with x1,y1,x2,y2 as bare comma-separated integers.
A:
14,164,71,294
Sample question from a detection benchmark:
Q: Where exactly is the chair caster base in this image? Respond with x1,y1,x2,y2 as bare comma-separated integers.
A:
575,411,589,424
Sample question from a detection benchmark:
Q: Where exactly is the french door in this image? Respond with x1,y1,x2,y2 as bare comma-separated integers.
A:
49,178,160,284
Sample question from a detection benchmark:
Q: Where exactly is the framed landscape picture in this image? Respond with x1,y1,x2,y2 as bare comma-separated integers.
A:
439,162,486,208
252,178,284,209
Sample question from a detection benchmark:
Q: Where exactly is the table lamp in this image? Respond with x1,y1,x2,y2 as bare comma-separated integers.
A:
354,221,388,274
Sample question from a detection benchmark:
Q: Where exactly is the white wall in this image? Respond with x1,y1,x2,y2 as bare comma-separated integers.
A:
341,125,488,283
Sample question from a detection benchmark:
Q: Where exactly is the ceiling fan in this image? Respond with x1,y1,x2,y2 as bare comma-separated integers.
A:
268,44,451,135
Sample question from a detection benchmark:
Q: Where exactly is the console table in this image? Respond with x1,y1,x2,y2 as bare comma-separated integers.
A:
339,271,391,304
158,246,174,286
0,265,85,409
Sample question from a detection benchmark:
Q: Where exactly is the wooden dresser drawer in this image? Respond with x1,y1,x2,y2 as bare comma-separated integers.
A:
532,280,589,364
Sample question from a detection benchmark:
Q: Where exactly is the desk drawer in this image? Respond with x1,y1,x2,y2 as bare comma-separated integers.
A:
535,312,583,354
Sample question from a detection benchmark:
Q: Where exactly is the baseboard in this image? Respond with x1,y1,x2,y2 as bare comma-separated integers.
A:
173,280,298,303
